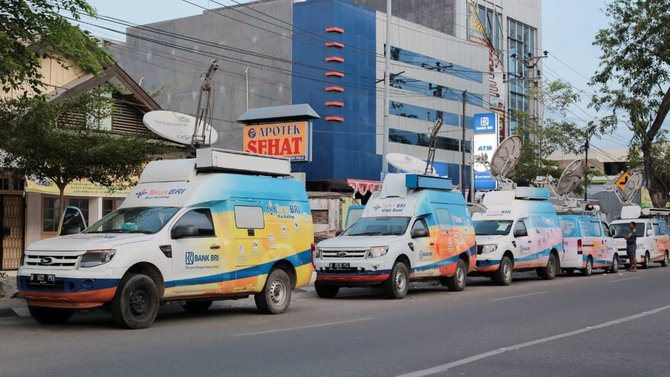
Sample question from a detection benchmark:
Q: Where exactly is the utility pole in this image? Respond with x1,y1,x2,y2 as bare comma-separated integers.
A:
245,67,249,111
583,122,595,201
381,0,391,180
461,90,467,197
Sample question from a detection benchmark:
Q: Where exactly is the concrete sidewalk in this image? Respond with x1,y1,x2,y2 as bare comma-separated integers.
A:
0,270,25,318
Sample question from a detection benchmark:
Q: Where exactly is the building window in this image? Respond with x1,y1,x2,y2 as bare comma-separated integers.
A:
390,101,473,128
389,46,483,83
43,197,60,232
102,199,116,217
390,74,484,108
507,18,537,133
67,198,89,224
389,128,469,153
477,6,502,51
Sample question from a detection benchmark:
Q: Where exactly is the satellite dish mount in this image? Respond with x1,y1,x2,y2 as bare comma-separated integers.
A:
192,60,219,147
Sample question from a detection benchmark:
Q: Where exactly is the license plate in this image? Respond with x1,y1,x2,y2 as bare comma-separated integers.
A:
29,274,56,286
329,262,350,270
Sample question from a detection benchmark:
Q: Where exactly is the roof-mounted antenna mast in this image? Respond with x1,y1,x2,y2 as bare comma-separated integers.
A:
425,118,443,175
192,59,219,147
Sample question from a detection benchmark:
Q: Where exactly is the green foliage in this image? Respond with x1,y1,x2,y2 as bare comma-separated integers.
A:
0,0,112,94
591,0,670,207
0,86,166,195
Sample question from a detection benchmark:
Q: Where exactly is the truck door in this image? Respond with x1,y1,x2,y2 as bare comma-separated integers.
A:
231,202,268,291
409,217,437,277
513,219,531,267
169,208,222,293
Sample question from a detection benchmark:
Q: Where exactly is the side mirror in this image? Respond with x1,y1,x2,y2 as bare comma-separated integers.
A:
610,229,616,237
514,229,528,238
58,206,87,236
411,228,429,238
647,229,653,236
171,225,199,239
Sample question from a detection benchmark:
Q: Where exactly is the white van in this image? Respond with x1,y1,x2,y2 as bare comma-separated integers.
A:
313,174,476,298
558,213,619,275
610,208,670,268
472,188,563,285
17,149,314,328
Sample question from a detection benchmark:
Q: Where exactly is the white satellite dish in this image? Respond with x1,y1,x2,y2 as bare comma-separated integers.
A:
621,172,644,204
143,110,218,145
387,153,435,175
490,135,523,188
556,159,585,196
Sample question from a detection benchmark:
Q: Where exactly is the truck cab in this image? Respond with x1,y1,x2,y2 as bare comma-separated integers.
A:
472,188,563,285
313,174,476,299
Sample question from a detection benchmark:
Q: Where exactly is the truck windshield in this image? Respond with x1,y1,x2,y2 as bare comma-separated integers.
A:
342,217,411,236
610,223,644,238
84,207,180,234
474,220,513,236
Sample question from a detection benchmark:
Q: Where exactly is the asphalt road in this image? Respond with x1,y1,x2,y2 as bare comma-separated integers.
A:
1,267,669,377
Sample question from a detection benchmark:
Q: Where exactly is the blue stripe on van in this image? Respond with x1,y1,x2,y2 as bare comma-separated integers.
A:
164,249,312,288
413,245,476,272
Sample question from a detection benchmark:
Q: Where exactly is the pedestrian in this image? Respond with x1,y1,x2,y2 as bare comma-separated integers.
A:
625,222,638,271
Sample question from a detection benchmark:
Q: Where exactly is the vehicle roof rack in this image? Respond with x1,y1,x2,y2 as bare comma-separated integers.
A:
195,147,291,177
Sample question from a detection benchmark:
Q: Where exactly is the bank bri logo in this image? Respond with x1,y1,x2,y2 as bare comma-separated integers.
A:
185,251,195,265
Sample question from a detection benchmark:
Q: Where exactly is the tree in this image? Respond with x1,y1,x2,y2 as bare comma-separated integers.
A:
0,0,111,94
508,80,589,185
591,0,670,207
0,86,166,219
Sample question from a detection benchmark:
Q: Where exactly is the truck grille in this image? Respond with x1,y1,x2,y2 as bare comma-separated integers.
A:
321,250,367,259
24,254,80,269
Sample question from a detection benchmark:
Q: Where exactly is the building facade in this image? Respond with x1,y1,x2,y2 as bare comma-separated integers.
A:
110,0,542,189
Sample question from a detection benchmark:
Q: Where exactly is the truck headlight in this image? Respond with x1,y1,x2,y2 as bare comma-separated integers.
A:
314,247,322,259
367,246,388,258
481,244,498,254
80,249,116,268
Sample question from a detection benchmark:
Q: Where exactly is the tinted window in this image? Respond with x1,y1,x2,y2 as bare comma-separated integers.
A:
411,218,430,237
514,221,528,237
474,220,513,236
559,218,579,237
435,208,453,230
343,217,411,236
579,219,592,237
591,221,602,237
234,206,265,229
174,209,215,237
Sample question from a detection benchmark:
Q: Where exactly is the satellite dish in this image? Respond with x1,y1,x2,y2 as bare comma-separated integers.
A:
387,153,435,175
143,110,218,145
621,172,644,204
490,135,523,180
556,159,585,196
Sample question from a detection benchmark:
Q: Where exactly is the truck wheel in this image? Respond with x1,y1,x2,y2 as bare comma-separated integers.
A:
443,259,467,292
111,273,160,329
582,256,593,276
610,255,620,273
28,306,73,325
255,269,292,314
493,256,513,286
314,281,339,298
642,251,651,269
383,262,409,299
181,300,213,313
538,253,557,280
661,252,669,267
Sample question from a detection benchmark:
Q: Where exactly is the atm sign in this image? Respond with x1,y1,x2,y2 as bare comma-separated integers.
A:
243,121,311,161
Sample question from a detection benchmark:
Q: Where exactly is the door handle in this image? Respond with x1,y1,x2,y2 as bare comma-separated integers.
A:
210,245,221,250
429,242,435,246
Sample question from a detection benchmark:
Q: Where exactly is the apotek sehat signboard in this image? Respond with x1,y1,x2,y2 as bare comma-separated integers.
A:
243,121,312,161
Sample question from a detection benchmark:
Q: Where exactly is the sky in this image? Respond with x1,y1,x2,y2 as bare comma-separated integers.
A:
80,0,628,151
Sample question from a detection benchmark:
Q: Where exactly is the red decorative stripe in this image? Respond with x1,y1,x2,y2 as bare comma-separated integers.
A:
325,86,344,92
325,101,344,107
325,42,344,48
325,71,344,78
325,27,344,33
325,56,344,63
325,116,344,122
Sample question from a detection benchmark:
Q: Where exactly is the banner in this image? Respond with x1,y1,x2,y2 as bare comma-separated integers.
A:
243,121,311,161
473,113,499,191
26,179,131,198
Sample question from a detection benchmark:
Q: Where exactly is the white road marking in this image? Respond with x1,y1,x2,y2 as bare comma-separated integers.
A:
608,276,640,283
396,304,670,377
233,317,372,337
489,291,546,302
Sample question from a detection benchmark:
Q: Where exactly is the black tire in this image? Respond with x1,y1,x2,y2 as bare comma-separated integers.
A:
111,273,160,329
493,256,513,286
582,256,593,276
255,269,292,314
538,253,558,280
661,252,669,267
314,281,339,298
383,262,409,299
610,255,620,273
181,300,213,313
443,259,467,292
28,306,73,325
642,251,651,269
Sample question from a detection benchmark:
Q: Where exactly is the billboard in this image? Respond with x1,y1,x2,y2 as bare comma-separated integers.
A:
473,113,499,191
243,121,312,161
